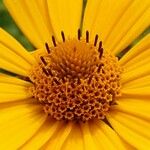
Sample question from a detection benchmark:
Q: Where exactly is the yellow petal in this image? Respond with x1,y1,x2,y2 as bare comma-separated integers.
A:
4,0,52,48
121,86,150,98
96,121,125,150
89,121,117,150
0,28,36,65
0,100,39,122
122,49,150,72
83,0,132,40
0,93,33,103
109,111,150,139
0,73,31,86
22,120,61,149
80,122,98,150
36,0,54,34
0,83,29,93
83,0,150,54
0,58,28,76
93,120,126,150
0,82,32,103
122,75,150,89
121,62,150,84
0,98,35,109
121,139,136,150
0,103,46,150
0,29,36,76
108,113,150,149
104,0,150,54
82,0,102,35
114,98,150,120
111,7,150,54
119,34,150,66
61,124,84,150
47,0,83,41
44,122,73,150
0,43,31,71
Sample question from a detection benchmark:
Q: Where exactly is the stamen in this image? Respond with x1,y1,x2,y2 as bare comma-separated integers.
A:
97,64,103,73
77,78,81,84
52,35,57,47
98,41,103,58
42,68,49,76
47,69,53,76
86,30,89,43
53,78,60,85
61,31,65,42
94,34,98,46
88,76,93,84
62,77,65,83
40,56,47,65
99,41,102,49
78,29,81,40
45,43,50,53
99,48,103,59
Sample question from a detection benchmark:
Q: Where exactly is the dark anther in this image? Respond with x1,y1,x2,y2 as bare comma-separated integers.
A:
86,30,89,43
98,41,102,52
78,29,81,40
88,75,93,84
61,31,65,42
53,78,60,85
42,68,49,76
99,48,103,59
97,64,103,73
94,34,98,46
47,69,53,76
98,41,103,58
40,56,47,65
45,43,50,53
52,35,57,47
62,77,65,82
77,78,81,84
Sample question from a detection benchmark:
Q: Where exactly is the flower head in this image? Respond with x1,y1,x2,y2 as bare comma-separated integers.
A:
0,0,150,149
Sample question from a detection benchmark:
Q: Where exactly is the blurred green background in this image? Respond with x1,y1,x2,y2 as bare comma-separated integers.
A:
0,0,34,50
0,0,149,52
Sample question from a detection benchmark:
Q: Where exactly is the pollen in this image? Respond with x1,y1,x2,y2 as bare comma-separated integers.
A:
29,31,122,122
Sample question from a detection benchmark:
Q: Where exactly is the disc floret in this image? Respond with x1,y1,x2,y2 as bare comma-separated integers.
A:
29,31,122,122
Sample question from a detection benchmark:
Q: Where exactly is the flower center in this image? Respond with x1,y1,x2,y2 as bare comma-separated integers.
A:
29,31,122,122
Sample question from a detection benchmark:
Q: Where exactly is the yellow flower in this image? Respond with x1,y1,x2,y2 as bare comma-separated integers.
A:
0,0,150,149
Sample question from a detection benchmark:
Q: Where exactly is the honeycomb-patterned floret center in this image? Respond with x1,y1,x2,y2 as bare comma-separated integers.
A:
29,39,122,122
